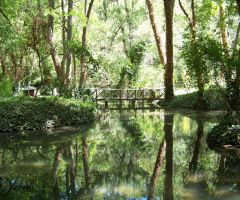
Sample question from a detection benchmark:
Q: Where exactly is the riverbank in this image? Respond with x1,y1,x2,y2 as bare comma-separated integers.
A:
0,96,96,132
160,88,226,110
159,88,240,146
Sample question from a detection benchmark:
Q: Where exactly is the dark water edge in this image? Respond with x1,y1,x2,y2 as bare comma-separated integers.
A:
1,105,240,200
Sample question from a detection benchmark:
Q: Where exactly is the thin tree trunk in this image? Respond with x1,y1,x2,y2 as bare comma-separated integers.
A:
233,21,240,53
80,0,95,88
146,0,165,65
189,118,204,173
0,8,12,26
219,2,229,54
10,53,25,93
61,0,67,84
126,147,133,183
116,0,128,56
68,140,76,194
124,0,132,48
179,0,205,103
66,0,73,90
73,55,78,87
147,140,166,200
48,0,65,86
52,144,64,199
1,58,6,79
163,0,175,102
217,155,226,184
82,133,90,189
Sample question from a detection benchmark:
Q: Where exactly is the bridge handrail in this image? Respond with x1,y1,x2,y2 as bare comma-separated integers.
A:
82,88,165,101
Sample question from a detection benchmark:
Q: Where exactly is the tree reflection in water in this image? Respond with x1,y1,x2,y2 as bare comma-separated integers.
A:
1,108,240,199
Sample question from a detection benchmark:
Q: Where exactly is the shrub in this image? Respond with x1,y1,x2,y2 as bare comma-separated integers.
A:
0,96,96,132
207,113,240,146
0,78,13,98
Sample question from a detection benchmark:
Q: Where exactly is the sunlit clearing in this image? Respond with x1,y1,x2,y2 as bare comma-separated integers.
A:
20,161,47,167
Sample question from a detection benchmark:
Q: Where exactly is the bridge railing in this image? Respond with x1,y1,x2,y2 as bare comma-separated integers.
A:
83,88,165,101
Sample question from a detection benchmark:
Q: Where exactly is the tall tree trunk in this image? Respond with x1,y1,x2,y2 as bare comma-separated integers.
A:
236,0,240,14
189,118,204,173
10,53,25,93
66,0,73,90
116,0,128,56
163,0,175,102
217,155,226,184
82,133,90,189
179,0,205,103
163,112,174,200
146,0,165,65
73,55,78,88
80,0,95,88
124,0,132,48
1,58,6,80
48,0,65,87
52,144,64,199
68,140,76,194
147,140,166,200
233,22,240,53
61,0,67,80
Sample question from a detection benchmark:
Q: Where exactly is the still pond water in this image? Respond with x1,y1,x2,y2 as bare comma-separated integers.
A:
1,104,240,200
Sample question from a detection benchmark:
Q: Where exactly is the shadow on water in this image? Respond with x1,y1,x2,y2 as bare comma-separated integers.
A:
1,103,240,200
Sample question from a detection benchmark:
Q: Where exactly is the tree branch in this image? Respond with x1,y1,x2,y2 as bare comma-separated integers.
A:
191,0,196,28
0,8,12,26
178,0,192,28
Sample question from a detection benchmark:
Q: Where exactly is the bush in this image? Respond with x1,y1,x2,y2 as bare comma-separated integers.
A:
207,113,240,146
0,96,96,132
0,78,13,98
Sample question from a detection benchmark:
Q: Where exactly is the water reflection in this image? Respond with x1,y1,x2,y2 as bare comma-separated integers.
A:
1,108,240,199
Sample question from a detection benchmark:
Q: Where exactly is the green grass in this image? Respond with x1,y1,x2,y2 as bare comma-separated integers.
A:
0,96,96,132
165,88,227,110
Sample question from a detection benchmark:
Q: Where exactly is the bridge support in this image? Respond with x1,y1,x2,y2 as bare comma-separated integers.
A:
105,100,108,109
132,100,135,107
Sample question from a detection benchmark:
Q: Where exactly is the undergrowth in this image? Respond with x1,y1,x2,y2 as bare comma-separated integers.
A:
0,96,96,132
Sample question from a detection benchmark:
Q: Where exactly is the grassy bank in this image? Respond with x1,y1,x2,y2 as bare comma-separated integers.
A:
162,88,226,110
160,88,239,146
0,96,96,132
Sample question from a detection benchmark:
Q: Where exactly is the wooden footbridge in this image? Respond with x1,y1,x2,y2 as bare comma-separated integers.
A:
83,88,165,108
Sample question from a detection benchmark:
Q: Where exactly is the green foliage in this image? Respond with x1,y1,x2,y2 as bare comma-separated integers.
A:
128,40,149,66
181,33,212,86
0,78,13,98
207,113,240,145
67,41,100,78
166,88,226,110
39,84,52,95
117,40,150,88
0,96,96,132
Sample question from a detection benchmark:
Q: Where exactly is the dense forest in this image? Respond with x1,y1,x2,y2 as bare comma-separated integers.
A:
0,0,239,107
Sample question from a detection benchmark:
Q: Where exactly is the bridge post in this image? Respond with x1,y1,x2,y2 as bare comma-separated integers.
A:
105,100,108,109
132,100,135,107
95,89,98,103
119,90,122,106
142,90,144,108
150,89,153,104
